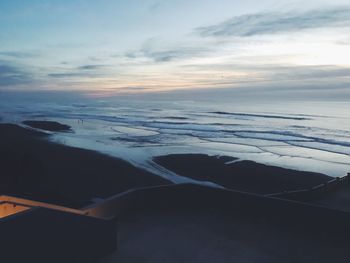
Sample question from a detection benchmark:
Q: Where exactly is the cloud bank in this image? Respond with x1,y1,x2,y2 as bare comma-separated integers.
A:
0,63,32,86
197,7,350,37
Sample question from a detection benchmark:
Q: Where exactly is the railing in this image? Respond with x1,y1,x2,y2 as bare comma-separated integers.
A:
0,201,31,219
3,172,348,219
265,173,350,201
0,195,88,216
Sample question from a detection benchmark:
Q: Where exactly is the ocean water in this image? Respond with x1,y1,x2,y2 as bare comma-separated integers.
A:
1,92,350,182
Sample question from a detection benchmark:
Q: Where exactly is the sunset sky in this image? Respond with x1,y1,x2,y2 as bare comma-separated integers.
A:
1,0,350,94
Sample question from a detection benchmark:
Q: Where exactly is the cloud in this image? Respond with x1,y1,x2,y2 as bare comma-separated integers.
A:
48,72,102,78
48,64,109,78
337,38,350,45
0,63,32,86
149,2,162,12
141,48,202,62
0,51,34,58
124,52,137,59
121,37,211,63
77,64,105,70
271,65,350,80
48,72,85,78
196,7,350,37
126,46,209,63
180,60,350,87
116,86,152,92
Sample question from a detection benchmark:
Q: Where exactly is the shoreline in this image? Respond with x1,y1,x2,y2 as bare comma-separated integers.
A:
0,122,337,208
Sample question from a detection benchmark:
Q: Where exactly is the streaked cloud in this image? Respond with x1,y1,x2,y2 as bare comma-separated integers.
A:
48,72,86,78
0,51,34,58
48,64,110,79
0,63,32,86
270,65,350,80
1,1,349,93
77,64,106,70
196,7,350,37
126,46,209,63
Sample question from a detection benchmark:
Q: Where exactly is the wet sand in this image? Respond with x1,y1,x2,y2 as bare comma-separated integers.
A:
23,120,73,132
100,209,350,263
154,154,332,194
98,183,350,263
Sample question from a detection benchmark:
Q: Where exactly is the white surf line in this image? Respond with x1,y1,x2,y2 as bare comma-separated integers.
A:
257,146,350,166
286,142,350,156
135,159,224,189
225,159,242,165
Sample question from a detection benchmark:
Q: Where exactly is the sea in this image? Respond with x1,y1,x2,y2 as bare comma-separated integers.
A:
1,90,349,182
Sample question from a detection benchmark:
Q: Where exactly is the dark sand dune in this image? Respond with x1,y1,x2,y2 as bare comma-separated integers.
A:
23,120,72,132
100,209,350,263
98,184,350,263
310,183,350,211
0,124,170,208
154,154,331,194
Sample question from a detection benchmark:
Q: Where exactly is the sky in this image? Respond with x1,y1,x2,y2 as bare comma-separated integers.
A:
1,0,350,95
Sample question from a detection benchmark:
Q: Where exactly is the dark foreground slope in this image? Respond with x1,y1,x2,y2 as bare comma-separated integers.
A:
98,184,350,263
154,154,331,194
0,124,170,208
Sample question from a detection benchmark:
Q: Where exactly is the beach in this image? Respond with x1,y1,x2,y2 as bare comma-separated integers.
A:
0,123,170,208
1,122,350,262
2,2,350,261
0,121,338,206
